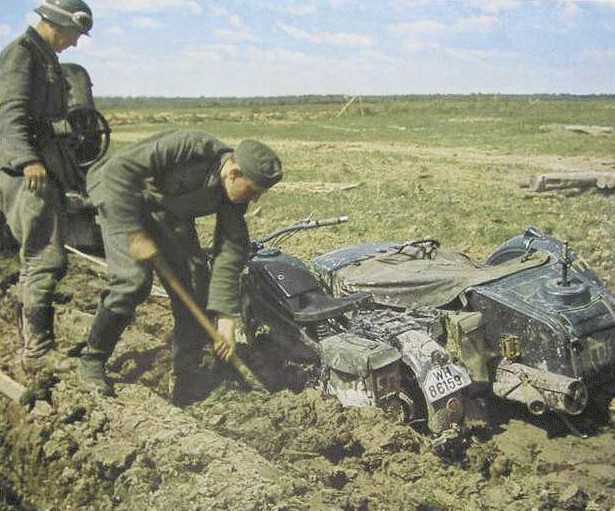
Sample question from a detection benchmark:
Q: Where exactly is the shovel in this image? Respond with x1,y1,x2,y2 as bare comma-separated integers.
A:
132,236,267,393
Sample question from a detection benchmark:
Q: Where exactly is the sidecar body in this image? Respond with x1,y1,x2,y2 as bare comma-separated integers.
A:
312,228,615,421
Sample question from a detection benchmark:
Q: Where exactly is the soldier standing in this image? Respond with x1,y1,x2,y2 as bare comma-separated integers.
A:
79,128,282,404
0,0,93,359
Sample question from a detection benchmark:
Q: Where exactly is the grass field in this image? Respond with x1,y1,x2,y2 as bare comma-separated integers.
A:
1,95,614,510
99,95,615,286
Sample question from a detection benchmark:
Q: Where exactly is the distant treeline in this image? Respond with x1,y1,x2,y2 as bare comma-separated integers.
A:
94,94,614,110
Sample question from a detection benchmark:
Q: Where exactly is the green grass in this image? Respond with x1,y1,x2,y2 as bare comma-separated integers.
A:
102,96,615,156
100,95,615,287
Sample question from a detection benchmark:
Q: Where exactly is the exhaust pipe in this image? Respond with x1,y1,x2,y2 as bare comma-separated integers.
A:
493,360,588,416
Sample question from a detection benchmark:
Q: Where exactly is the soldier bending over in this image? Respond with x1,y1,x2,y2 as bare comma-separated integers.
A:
79,128,282,405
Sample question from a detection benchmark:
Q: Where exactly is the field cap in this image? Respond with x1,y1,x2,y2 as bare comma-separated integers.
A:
234,140,282,189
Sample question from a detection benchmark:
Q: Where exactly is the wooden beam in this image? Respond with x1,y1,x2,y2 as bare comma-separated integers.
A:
525,171,615,192
0,371,28,404
335,95,358,118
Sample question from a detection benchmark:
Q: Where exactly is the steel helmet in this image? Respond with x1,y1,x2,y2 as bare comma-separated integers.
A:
34,0,93,35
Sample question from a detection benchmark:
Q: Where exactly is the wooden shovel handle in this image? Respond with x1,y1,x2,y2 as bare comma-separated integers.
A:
151,254,267,393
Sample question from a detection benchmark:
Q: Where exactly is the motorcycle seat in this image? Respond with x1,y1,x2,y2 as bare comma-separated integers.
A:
289,290,372,323
254,257,371,323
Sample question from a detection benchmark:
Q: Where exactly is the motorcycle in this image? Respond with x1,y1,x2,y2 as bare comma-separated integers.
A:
240,217,485,435
311,226,615,434
240,216,615,437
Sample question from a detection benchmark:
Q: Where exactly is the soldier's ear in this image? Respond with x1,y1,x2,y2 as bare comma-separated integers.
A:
228,161,243,181
221,156,240,180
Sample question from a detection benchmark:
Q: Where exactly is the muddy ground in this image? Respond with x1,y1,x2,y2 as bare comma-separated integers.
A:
1,128,615,510
1,244,615,511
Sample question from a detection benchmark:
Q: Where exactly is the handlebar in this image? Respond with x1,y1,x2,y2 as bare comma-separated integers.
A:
253,216,349,246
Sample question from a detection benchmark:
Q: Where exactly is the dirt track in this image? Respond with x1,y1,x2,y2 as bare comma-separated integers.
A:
110,131,615,177
1,251,615,511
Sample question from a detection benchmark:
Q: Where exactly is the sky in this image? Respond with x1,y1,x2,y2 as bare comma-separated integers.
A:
0,0,614,97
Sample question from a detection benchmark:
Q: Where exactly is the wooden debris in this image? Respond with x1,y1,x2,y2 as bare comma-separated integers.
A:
597,173,615,189
275,181,362,193
0,370,28,404
64,244,107,269
247,205,262,217
562,125,613,136
335,95,358,118
65,244,168,298
539,124,614,136
524,171,615,192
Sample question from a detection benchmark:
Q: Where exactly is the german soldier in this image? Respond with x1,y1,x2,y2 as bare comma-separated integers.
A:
0,0,93,359
79,128,282,404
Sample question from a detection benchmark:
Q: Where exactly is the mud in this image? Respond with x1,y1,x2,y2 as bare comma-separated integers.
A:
1,253,615,511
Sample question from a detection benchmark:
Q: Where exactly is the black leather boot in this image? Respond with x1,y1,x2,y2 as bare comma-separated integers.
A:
79,306,132,396
21,306,56,358
169,322,206,407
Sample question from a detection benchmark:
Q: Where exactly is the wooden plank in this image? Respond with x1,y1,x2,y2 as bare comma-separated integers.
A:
526,171,615,192
0,371,27,404
597,173,615,189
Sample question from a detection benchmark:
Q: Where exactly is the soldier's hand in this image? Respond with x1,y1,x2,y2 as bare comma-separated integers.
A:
23,162,47,191
213,315,236,362
128,230,158,261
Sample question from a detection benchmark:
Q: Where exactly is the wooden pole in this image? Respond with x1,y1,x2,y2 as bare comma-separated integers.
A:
335,95,357,118
64,244,168,298
525,171,615,192
0,371,28,404
64,244,107,268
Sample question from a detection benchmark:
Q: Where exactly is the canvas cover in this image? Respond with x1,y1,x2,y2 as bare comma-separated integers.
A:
323,244,550,309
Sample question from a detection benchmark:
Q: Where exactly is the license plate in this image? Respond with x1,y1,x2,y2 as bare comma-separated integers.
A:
423,364,472,404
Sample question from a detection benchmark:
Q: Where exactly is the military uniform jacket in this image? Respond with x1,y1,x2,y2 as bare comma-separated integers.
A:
87,129,250,317
0,27,78,188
